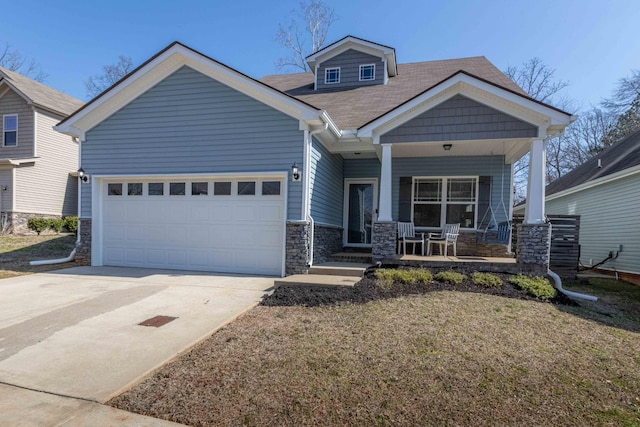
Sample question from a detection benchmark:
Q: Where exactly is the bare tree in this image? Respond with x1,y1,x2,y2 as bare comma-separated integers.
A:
505,58,574,200
602,69,640,113
505,57,570,106
0,42,47,82
275,0,337,72
85,55,134,98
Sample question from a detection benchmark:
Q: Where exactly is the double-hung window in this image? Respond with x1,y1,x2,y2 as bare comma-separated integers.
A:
324,67,340,84
3,115,17,147
412,177,477,229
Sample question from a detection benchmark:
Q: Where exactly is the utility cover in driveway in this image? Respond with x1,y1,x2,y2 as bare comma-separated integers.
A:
100,177,285,275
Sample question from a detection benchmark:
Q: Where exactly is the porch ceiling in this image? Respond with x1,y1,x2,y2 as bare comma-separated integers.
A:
381,138,530,162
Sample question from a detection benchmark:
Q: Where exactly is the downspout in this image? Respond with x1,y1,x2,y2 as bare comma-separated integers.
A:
548,269,598,301
30,137,82,266
305,123,328,266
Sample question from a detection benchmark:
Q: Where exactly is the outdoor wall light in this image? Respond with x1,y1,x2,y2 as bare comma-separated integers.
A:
443,144,453,151
291,163,301,181
78,168,90,183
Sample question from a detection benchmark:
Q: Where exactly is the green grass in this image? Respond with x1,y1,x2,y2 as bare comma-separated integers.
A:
0,234,77,279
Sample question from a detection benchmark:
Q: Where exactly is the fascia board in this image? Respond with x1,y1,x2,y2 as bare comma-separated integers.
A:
546,164,640,202
56,44,323,137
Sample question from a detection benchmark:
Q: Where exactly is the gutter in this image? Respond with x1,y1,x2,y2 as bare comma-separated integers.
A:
548,269,597,302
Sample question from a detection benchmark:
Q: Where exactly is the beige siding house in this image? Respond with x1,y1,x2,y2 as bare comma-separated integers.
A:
538,129,640,284
0,67,84,232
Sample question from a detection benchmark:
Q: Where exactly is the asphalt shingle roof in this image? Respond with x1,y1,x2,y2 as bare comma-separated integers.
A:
261,56,529,130
546,128,640,196
0,66,84,117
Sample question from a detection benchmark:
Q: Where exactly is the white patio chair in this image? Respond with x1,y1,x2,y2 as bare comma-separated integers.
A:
397,222,425,256
427,223,460,257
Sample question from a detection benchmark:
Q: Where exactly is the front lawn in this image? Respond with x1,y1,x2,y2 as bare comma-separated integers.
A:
109,274,640,426
0,234,77,279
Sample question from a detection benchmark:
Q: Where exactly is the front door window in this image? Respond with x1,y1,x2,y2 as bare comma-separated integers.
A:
346,181,377,245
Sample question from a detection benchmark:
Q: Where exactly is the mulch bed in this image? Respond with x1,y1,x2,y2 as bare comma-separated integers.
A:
262,268,577,307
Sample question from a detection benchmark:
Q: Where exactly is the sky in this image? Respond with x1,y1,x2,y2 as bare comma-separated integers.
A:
1,0,639,110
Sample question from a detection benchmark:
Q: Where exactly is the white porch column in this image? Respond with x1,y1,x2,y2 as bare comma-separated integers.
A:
378,143,393,221
524,137,546,224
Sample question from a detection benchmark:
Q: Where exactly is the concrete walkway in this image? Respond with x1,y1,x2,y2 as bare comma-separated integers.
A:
0,266,274,426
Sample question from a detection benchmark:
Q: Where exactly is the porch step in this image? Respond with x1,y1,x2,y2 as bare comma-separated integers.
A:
274,274,360,288
308,262,371,277
329,252,373,264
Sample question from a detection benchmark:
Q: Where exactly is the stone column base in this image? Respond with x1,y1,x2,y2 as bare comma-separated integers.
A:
75,218,92,265
372,221,397,262
286,221,310,275
313,223,343,265
516,222,551,276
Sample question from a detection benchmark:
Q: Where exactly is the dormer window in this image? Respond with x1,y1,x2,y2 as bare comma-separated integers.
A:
325,67,340,84
359,64,375,81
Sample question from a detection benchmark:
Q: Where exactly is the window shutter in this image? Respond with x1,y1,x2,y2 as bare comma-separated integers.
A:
398,177,412,222
477,176,492,228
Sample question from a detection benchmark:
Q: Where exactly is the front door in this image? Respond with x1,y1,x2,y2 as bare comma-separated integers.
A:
344,179,378,247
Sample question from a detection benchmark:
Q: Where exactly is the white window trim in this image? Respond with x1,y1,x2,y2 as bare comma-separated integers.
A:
411,176,479,230
324,67,340,84
3,114,18,147
359,64,376,81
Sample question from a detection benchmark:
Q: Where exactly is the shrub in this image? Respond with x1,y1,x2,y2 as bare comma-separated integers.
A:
64,216,78,233
510,274,557,300
27,218,49,235
49,218,65,233
471,272,503,288
435,270,467,285
374,268,433,288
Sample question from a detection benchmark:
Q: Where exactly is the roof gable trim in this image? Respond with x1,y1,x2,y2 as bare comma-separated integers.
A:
358,71,573,139
56,42,324,138
306,36,397,77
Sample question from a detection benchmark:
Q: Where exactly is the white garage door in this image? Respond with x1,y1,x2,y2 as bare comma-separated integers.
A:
99,176,285,275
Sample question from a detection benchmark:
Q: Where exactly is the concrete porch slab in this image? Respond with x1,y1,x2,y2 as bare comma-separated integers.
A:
275,274,361,288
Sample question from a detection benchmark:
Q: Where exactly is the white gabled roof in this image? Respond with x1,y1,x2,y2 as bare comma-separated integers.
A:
56,42,333,139
358,71,575,140
306,35,398,77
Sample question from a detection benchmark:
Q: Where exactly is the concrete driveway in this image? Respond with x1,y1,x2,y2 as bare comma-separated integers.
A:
0,266,274,425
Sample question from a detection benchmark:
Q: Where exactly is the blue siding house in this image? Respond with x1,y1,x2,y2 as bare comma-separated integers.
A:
56,36,573,276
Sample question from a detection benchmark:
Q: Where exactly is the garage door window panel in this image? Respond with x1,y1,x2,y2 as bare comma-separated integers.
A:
238,181,255,195
170,182,186,196
262,181,281,195
108,183,123,196
191,182,208,196
128,183,143,196
148,183,164,195
214,181,232,196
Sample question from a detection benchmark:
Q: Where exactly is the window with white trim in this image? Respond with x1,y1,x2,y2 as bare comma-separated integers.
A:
412,177,477,229
359,64,375,81
3,114,17,147
324,67,340,84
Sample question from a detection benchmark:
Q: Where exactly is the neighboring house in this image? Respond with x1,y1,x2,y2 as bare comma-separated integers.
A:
56,36,572,276
0,67,84,232
542,129,640,284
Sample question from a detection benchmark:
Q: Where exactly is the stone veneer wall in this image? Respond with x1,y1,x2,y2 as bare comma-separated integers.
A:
455,232,512,258
372,221,397,262
286,221,311,275
75,218,92,265
516,223,551,276
313,223,342,265
7,212,62,234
